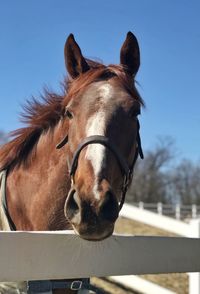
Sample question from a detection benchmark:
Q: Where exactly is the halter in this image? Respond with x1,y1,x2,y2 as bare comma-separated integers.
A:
57,119,143,210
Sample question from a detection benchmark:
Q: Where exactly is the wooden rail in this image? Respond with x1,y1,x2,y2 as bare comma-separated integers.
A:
0,231,200,282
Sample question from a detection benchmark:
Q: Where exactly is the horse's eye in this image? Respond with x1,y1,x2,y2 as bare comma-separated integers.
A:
65,109,73,119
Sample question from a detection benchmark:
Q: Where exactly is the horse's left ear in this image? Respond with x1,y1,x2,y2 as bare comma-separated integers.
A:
120,31,140,77
64,34,90,78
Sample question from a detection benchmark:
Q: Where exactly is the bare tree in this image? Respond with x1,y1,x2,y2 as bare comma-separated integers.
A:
128,137,175,203
127,135,200,205
170,160,200,205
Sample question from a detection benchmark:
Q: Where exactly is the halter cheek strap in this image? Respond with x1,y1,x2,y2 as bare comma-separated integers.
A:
136,119,144,160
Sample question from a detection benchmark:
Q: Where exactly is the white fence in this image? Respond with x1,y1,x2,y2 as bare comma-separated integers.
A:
120,203,200,294
134,202,200,220
0,231,200,282
0,204,199,294
109,276,176,294
120,203,200,237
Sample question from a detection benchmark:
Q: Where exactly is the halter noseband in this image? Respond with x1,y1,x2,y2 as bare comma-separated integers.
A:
57,119,143,210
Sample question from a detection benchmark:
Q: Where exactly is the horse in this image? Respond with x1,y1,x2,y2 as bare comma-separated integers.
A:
0,31,144,293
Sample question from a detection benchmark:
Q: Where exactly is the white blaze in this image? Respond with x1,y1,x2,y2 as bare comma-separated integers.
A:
85,84,113,199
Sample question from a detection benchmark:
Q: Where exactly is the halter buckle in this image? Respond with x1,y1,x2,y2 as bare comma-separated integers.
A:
71,280,83,290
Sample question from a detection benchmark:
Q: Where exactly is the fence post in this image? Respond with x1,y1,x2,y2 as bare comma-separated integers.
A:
139,202,144,209
175,204,181,220
157,202,163,215
188,219,200,294
192,205,197,219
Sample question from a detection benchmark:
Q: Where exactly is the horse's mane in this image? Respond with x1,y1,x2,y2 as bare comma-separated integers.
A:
0,60,144,171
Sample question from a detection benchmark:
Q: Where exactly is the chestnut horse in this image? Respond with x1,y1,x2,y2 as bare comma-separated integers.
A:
0,32,144,293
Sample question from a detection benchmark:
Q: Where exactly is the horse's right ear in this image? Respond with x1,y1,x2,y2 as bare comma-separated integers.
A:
120,31,140,77
64,34,90,79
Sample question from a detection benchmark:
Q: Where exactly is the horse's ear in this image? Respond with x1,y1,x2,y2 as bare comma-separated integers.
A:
64,34,90,78
120,31,140,77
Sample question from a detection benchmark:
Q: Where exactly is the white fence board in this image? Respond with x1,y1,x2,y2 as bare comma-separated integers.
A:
133,202,200,219
0,231,200,282
109,276,176,294
120,203,191,236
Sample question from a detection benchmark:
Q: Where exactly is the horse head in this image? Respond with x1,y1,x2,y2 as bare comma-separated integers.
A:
60,32,143,240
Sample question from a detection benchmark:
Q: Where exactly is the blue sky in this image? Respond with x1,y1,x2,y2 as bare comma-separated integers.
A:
0,1,200,161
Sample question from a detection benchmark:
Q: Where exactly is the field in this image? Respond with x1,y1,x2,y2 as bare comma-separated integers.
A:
91,217,188,294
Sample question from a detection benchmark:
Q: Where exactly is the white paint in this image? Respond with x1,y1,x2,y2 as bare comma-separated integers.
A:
85,84,113,200
120,203,200,294
0,231,200,282
188,219,200,294
1,200,200,293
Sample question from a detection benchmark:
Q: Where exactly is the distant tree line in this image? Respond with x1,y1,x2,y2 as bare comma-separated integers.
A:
1,130,199,205
128,137,200,205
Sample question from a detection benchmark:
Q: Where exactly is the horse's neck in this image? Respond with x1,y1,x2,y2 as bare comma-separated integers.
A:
6,127,71,230
0,170,74,294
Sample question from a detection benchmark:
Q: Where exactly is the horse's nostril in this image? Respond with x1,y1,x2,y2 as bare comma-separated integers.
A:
100,191,119,221
65,189,79,219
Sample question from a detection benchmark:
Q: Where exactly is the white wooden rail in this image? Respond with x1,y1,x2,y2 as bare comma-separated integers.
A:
0,231,200,282
120,203,200,294
134,202,200,220
109,276,176,294
120,203,192,237
0,204,200,293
